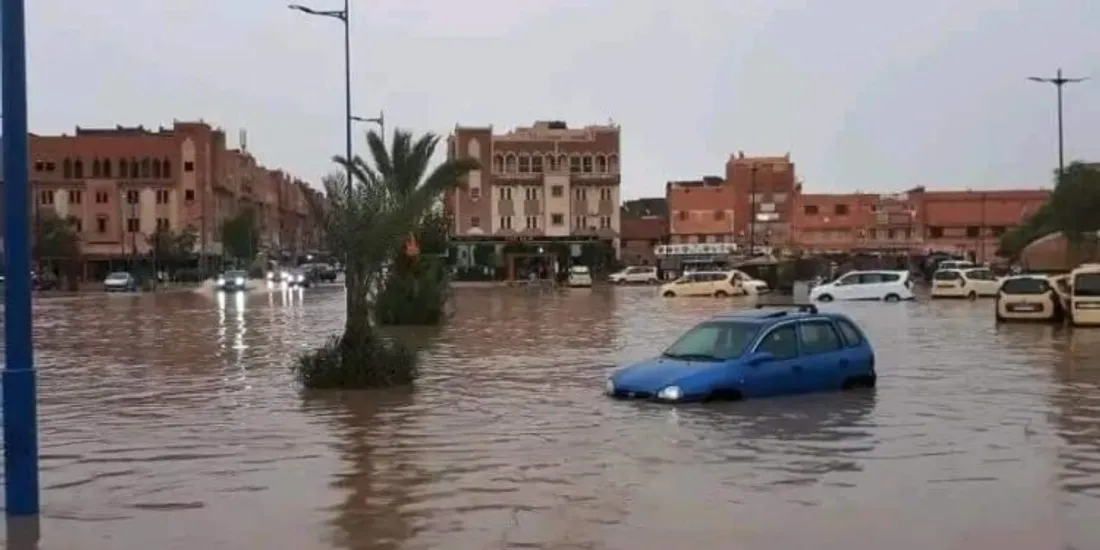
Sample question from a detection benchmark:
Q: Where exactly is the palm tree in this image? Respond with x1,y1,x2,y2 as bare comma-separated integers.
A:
297,129,477,388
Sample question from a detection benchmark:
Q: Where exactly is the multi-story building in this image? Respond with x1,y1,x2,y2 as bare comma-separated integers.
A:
791,186,1050,262
24,120,321,278
446,120,621,270
667,176,736,243
727,151,797,248
619,198,668,266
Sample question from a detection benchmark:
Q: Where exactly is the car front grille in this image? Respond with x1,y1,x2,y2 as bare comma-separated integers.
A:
612,390,652,399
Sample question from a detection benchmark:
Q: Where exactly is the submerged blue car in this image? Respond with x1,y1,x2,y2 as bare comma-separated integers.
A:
606,305,876,402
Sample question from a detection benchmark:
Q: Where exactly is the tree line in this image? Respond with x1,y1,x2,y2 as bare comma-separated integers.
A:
997,162,1100,262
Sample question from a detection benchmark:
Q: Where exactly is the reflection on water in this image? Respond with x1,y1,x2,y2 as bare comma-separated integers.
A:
2,287,1100,548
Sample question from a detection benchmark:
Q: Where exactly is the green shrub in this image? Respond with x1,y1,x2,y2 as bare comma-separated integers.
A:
294,332,418,389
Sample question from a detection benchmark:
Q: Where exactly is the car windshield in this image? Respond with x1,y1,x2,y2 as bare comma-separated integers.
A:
105,272,129,281
1001,277,1049,295
933,270,961,281
1073,273,1100,297
662,321,758,362
570,266,590,274
225,270,247,278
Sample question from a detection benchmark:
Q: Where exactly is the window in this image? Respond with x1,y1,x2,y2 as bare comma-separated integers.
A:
152,159,162,178
129,159,139,178
62,159,73,179
755,325,799,359
68,190,82,204
498,216,513,230
498,187,512,200
551,185,563,197
492,155,503,173
155,189,170,204
804,205,819,215
570,156,581,173
599,216,611,229
185,189,195,201
678,211,687,221
599,187,612,201
532,156,544,173
966,226,980,238
551,213,564,226
834,204,849,215
596,155,607,172
662,321,758,361
928,226,944,238
73,160,84,179
126,218,140,232
933,270,962,281
573,188,587,201
834,273,860,286
101,159,111,178
857,273,885,284
92,159,102,178
574,215,585,228
547,156,558,172
525,216,539,229
868,228,878,240
126,190,140,204
713,210,725,220
835,319,864,347
877,273,901,282
525,187,538,200
798,321,843,355
34,161,44,172
184,161,195,172
582,155,593,173
156,218,170,231
95,191,109,204
1074,273,1100,297
887,229,896,240
161,159,171,177
72,219,83,233
470,216,481,228
96,216,108,233
1001,277,1050,295
518,156,530,173
119,159,128,177
39,190,55,205
504,155,516,172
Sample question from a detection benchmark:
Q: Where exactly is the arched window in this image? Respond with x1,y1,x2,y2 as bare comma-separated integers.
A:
162,158,172,177
607,154,619,173
595,154,607,173
559,154,569,172
152,159,162,179
140,158,151,178
119,158,128,178
62,158,73,179
73,159,84,179
102,158,112,178
129,158,139,178
582,155,593,173
492,154,504,173
504,154,517,173
547,155,558,172
517,154,530,173
92,159,102,178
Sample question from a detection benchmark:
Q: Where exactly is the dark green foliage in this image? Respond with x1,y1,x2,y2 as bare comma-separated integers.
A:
376,211,453,325
997,163,1100,260
33,209,80,261
220,209,260,262
147,226,198,274
294,333,418,389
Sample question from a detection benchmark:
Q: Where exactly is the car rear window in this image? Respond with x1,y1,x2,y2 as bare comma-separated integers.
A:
933,270,961,281
878,273,901,282
1000,277,1049,295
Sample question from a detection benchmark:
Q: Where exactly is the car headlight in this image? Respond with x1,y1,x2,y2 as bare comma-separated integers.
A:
280,271,290,281
216,277,225,286
656,386,683,401
234,277,244,285
295,275,304,282
266,271,274,280
605,379,615,395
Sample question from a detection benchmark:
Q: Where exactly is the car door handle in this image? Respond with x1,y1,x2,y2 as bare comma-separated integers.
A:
792,365,804,373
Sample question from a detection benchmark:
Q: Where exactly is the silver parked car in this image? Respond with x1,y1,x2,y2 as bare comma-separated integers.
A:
104,271,138,292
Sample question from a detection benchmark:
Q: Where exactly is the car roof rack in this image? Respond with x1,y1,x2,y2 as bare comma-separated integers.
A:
754,303,818,315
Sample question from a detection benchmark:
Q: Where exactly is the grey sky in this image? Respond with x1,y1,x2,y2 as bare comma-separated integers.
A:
24,0,1100,199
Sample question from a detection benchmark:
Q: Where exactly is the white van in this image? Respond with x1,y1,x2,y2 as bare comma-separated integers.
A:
809,270,914,302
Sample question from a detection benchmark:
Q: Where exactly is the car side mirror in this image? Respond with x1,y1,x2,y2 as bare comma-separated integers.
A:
745,351,776,366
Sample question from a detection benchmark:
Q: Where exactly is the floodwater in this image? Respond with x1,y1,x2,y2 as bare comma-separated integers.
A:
1,284,1099,549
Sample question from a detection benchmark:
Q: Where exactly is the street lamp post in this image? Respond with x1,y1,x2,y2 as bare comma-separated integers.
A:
1028,68,1088,179
748,165,759,256
289,1,352,197
2,0,40,517
352,111,385,142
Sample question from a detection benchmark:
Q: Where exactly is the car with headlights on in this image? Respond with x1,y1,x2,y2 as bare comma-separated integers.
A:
605,304,876,402
216,270,249,292
283,268,314,288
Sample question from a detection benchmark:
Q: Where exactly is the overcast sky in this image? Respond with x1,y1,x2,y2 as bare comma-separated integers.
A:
22,0,1100,199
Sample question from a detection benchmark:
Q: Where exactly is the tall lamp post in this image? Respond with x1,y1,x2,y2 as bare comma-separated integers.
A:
2,0,40,516
352,111,385,142
289,1,352,197
1028,68,1088,179
748,165,759,256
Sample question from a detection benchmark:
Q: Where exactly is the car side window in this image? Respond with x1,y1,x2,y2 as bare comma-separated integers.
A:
755,325,799,359
879,273,900,282
834,319,864,347
798,321,844,354
677,275,696,284
835,274,857,286
858,273,884,284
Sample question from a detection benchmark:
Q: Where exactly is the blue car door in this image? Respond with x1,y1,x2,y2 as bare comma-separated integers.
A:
794,319,850,392
742,323,802,397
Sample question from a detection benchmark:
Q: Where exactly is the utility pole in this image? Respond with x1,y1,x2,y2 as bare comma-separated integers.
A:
748,165,758,256
1028,68,1088,179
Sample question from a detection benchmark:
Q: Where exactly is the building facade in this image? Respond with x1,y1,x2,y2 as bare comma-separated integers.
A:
445,120,622,271
727,151,797,248
667,177,736,243
26,121,321,277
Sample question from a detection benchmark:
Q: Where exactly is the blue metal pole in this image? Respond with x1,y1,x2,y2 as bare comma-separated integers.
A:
2,0,41,517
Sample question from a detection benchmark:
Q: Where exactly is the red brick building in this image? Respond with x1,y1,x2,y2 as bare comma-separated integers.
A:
727,151,797,247
666,176,736,243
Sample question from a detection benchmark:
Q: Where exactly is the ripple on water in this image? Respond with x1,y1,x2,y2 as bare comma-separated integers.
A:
1,286,1099,548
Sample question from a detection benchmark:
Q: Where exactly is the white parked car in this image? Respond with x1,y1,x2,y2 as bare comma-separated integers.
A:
567,265,593,287
809,270,914,303
609,265,660,284
729,269,770,295
930,267,1001,300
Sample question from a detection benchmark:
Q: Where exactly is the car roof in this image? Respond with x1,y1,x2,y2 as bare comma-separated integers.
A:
1002,274,1051,281
844,269,909,275
707,304,856,326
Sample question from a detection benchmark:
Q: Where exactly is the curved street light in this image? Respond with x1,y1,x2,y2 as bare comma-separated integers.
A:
1028,68,1088,178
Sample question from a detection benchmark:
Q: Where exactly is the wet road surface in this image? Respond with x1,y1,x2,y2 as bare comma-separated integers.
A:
1,285,1099,549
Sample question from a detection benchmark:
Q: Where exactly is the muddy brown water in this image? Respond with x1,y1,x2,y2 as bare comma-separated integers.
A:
1,286,1098,549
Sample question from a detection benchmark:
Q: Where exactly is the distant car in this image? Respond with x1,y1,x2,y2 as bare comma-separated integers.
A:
809,270,914,302
103,271,138,292
606,304,876,402
567,265,593,287
995,275,1066,323
305,263,337,282
216,270,249,292
609,266,659,285
659,270,765,298
930,267,1001,300
284,268,313,288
